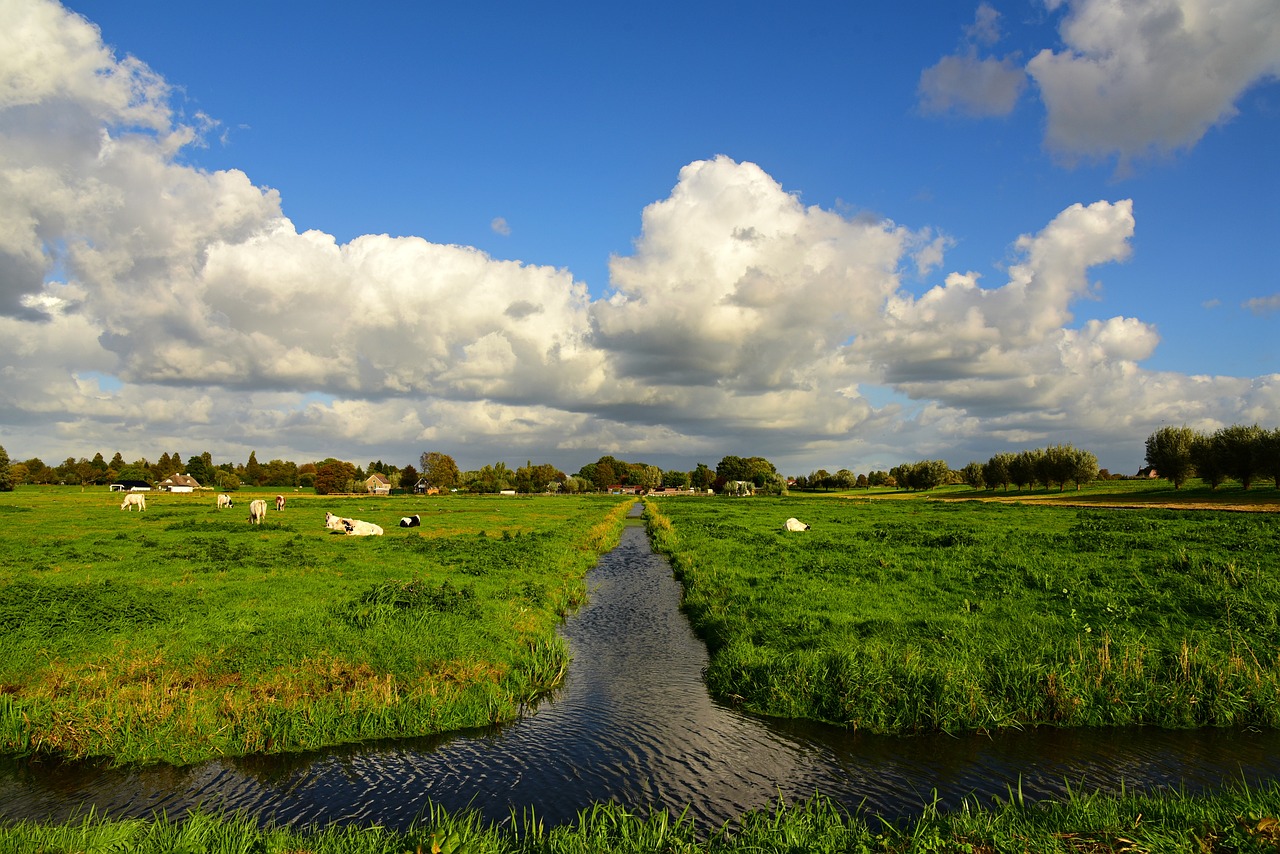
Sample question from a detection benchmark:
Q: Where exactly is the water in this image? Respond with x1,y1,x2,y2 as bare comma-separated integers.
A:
3,509,1280,830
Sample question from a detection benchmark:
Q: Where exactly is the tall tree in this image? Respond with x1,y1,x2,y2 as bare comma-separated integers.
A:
313,460,357,495
590,456,623,490
1144,425,1198,489
0,445,13,492
420,452,461,489
1262,428,1280,490
400,464,419,491
1216,424,1265,490
1191,433,1227,489
1067,446,1099,490
185,454,214,487
983,453,1013,491
245,451,265,486
691,463,714,491
1008,450,1038,491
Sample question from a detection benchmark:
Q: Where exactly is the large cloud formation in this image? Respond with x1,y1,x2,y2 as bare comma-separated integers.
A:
0,0,1275,473
922,0,1280,163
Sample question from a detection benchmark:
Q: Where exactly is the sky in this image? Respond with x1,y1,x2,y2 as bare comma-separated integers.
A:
0,0,1277,478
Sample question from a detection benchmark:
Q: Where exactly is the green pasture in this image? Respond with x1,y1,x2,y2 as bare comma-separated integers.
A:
646,494,1280,733
0,487,631,765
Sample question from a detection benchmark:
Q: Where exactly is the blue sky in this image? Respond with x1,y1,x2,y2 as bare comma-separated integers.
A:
0,0,1277,476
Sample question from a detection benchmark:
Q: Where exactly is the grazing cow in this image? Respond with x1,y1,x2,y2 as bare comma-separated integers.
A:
399,514,421,528
216,493,233,509
275,494,285,512
783,517,810,532
342,519,384,536
120,493,146,511
248,499,268,524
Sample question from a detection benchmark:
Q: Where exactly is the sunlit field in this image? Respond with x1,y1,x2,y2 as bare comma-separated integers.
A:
646,489,1280,733
0,487,631,765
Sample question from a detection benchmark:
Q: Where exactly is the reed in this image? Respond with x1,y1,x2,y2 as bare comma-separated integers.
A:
645,495,1280,734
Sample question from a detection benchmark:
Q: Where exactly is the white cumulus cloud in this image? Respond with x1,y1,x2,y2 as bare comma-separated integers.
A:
0,0,1276,476
1028,0,1280,162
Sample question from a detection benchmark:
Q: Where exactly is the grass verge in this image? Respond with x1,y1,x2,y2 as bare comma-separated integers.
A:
4,780,1280,852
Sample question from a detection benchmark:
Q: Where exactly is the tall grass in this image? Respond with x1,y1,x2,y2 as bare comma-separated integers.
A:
6,781,1280,852
0,489,631,765
646,495,1280,734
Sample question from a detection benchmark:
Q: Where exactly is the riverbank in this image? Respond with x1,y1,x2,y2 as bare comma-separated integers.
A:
646,494,1280,733
5,781,1280,852
0,490,631,765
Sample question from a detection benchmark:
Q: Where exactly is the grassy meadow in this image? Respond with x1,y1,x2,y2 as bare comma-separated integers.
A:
0,487,631,765
646,489,1280,733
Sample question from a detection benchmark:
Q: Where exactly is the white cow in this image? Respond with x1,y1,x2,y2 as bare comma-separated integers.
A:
783,517,810,532
248,499,268,524
216,493,233,509
324,511,350,531
275,494,286,512
342,519,384,536
120,493,146,511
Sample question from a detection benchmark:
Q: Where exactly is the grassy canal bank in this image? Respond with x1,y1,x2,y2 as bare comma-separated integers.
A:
3,482,1280,848
0,488,631,765
646,485,1280,733
5,782,1280,852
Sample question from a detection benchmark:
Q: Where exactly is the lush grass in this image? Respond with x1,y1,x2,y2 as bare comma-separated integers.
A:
646,493,1280,734
0,488,631,765
5,780,1280,852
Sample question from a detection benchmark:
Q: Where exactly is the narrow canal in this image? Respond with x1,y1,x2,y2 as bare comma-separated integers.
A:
2,506,1279,830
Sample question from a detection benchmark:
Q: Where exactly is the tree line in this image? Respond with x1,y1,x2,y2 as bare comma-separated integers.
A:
3,422,1276,497
1143,424,1280,490
0,444,786,497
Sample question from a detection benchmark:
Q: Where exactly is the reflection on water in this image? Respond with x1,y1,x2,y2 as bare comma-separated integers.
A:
3,508,1279,830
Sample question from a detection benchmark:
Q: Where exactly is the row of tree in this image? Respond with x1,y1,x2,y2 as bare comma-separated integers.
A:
4,423,1277,497
1144,424,1280,490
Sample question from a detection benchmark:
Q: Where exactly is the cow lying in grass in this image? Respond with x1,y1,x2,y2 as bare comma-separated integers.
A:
120,493,146,511
783,517,810,531
325,511,384,536
399,514,421,527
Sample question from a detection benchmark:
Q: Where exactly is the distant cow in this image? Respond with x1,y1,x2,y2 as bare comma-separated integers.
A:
275,494,286,512
399,514,421,528
120,493,146,511
783,517,810,532
216,493,233,509
248,499,268,524
342,519,384,536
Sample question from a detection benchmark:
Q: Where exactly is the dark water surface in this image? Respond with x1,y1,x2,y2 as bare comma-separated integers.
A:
3,509,1280,830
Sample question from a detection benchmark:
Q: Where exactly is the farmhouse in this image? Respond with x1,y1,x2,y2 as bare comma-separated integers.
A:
157,474,201,493
414,478,440,495
365,473,392,495
109,479,152,492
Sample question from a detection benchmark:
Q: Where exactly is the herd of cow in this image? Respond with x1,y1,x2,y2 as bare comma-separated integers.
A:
117,491,392,536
